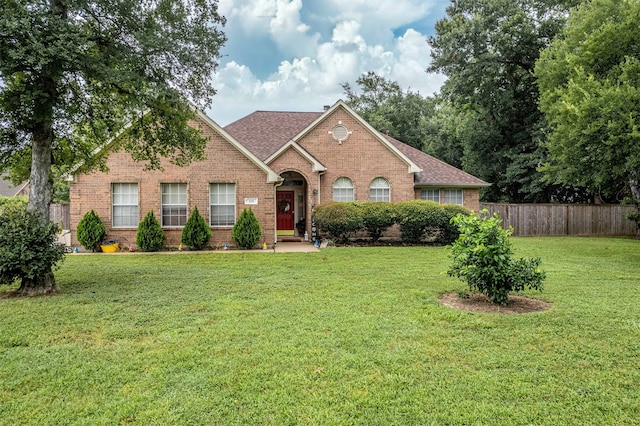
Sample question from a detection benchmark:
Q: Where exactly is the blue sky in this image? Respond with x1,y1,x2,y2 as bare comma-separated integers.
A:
207,0,450,125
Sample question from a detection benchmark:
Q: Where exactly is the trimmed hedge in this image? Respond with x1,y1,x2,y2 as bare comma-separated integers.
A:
313,202,363,243
314,200,472,245
357,202,396,242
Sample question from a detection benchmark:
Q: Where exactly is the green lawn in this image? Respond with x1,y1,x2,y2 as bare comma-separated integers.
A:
1,238,639,425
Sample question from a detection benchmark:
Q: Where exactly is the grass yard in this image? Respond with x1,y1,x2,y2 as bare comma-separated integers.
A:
1,237,639,425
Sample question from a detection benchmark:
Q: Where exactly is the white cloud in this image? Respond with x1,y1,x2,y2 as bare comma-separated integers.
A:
208,1,447,125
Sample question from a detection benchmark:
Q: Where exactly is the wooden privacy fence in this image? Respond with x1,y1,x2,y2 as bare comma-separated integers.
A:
480,203,636,237
50,203,70,230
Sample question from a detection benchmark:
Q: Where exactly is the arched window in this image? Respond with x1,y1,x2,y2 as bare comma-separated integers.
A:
333,177,354,202
369,177,390,202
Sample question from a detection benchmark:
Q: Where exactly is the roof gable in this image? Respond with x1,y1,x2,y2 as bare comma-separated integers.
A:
291,100,421,174
67,108,281,184
224,111,322,161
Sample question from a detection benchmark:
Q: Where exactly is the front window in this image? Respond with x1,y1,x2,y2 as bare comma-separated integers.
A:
444,189,464,205
333,177,354,202
369,177,390,202
210,183,236,226
161,183,187,227
112,183,138,227
421,189,440,203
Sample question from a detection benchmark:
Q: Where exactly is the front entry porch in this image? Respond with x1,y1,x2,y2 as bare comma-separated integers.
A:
276,171,310,243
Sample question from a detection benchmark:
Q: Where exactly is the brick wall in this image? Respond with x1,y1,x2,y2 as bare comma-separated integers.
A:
298,109,416,204
69,116,276,249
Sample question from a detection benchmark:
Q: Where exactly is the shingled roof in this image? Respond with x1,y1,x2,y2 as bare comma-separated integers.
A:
0,175,29,197
224,111,322,161
384,135,489,187
224,110,489,188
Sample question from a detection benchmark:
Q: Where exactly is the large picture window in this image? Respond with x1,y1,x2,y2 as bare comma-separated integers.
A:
161,183,187,227
444,189,464,205
210,183,236,226
333,177,354,202
112,183,138,227
369,177,390,202
421,189,440,203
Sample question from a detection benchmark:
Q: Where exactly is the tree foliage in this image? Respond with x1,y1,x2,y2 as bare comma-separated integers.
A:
428,0,580,202
448,211,545,305
232,208,262,250
342,72,434,150
0,205,66,295
535,0,640,237
0,0,225,291
181,206,211,250
76,210,106,252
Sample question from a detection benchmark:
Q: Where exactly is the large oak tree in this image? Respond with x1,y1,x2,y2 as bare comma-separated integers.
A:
0,0,226,293
428,0,580,202
536,0,640,237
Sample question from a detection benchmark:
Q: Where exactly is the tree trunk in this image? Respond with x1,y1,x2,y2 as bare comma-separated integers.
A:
22,0,67,294
18,270,59,296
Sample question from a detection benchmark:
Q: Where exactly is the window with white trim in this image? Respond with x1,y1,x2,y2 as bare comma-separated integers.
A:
161,183,187,227
421,189,440,203
369,177,390,202
210,183,236,226
333,177,354,202
444,189,464,205
112,183,138,227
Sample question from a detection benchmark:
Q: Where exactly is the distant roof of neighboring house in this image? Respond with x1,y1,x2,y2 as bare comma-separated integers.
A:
224,107,489,188
0,175,29,197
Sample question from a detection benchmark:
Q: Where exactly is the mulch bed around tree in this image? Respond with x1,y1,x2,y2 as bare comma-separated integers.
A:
438,292,552,314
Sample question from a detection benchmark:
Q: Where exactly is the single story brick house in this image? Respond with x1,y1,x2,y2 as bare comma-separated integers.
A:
68,100,489,248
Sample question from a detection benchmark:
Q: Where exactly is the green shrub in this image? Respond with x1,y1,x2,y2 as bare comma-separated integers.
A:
358,202,396,242
181,206,211,250
136,211,165,252
396,200,447,243
0,196,28,214
438,204,473,244
448,210,545,305
232,208,262,249
314,202,363,243
0,206,66,286
77,210,107,252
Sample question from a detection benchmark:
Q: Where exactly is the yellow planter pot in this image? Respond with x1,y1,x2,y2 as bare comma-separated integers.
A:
100,242,120,253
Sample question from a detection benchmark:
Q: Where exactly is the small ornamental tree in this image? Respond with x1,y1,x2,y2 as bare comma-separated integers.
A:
0,206,66,295
313,202,363,243
438,204,473,245
181,206,211,250
76,210,107,252
358,202,396,242
232,208,262,249
448,211,545,305
136,211,165,252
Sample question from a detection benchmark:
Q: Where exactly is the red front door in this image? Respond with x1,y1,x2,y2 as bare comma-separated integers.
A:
276,191,295,231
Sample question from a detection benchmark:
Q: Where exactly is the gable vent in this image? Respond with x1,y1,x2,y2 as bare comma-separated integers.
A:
329,121,352,144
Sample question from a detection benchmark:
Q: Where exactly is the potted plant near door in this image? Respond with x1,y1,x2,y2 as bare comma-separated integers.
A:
296,218,305,236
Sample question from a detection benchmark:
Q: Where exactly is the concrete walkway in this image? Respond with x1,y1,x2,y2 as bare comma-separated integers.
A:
274,241,319,253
